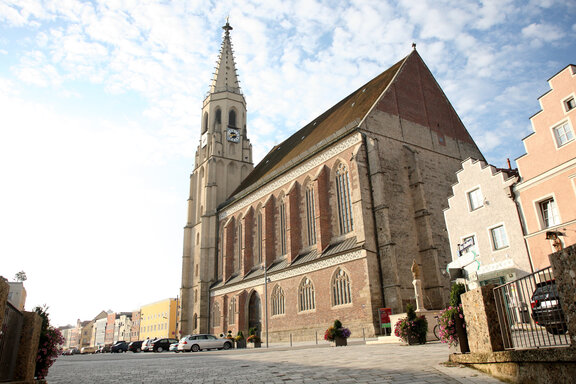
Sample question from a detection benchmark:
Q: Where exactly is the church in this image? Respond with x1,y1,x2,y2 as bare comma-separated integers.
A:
179,21,484,341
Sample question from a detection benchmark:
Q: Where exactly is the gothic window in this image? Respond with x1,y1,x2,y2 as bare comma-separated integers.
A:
336,163,353,234
271,285,285,316
229,109,236,127
215,108,222,126
331,269,352,306
305,183,317,245
228,297,236,325
212,302,221,326
298,277,315,312
203,112,208,133
279,197,287,255
256,210,263,264
193,313,198,330
236,220,242,271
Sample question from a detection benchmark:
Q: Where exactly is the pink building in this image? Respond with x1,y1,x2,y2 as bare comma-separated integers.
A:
515,64,576,269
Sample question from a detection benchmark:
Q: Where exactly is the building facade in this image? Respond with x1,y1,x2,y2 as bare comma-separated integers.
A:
114,312,132,342
180,22,484,340
515,65,576,269
7,282,26,311
139,298,178,340
444,159,532,288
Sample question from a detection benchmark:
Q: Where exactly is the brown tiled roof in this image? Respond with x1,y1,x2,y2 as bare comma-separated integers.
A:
228,53,410,200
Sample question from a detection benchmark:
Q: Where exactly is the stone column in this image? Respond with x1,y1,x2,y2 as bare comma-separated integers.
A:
13,311,42,382
461,285,506,353
548,244,576,346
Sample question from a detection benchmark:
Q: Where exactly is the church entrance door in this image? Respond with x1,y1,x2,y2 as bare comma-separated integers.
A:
248,292,262,335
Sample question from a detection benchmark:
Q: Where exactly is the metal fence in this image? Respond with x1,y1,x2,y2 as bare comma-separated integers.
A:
493,266,570,350
0,302,23,382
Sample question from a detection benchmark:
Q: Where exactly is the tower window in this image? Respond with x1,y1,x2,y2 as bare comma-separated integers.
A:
229,110,236,127
215,108,222,125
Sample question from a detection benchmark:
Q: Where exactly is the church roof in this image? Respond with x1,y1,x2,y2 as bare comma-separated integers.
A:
227,52,407,200
208,20,242,96
226,47,480,204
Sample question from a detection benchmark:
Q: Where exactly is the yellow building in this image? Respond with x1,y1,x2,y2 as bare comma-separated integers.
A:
139,298,179,340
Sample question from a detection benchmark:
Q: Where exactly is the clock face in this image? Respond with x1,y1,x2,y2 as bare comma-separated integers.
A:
227,128,240,143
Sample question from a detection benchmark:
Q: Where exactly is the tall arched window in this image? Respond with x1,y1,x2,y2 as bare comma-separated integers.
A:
256,210,263,264
332,268,352,306
229,109,236,127
336,163,353,234
236,220,242,271
298,277,315,312
228,297,236,325
212,302,221,326
271,285,285,316
215,108,222,126
203,112,208,133
305,183,317,245
193,313,198,330
279,197,287,255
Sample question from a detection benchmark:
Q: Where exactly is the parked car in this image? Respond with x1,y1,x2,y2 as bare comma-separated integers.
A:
150,338,179,352
111,340,129,353
128,340,143,353
96,344,112,353
141,338,156,352
177,334,233,352
80,346,97,354
530,280,567,334
63,348,79,355
169,342,179,352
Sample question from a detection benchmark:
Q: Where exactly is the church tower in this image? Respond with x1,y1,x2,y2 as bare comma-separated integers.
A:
180,21,253,335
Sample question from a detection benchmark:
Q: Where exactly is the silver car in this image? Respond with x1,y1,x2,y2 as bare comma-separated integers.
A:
177,334,233,352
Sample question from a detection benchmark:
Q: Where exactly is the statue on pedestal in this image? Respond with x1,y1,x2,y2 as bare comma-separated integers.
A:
411,260,426,312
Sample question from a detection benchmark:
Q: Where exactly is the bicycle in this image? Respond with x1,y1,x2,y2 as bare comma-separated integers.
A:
432,315,440,341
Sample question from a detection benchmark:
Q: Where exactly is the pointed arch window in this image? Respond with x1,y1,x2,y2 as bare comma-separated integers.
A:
256,210,263,264
336,163,353,234
271,285,285,316
332,269,352,306
212,302,221,326
228,297,236,325
298,277,316,312
305,184,317,245
236,220,242,271
279,197,287,255
215,108,222,127
203,112,208,133
229,109,236,127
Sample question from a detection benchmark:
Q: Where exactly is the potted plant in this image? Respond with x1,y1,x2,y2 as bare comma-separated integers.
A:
324,319,351,346
438,284,469,353
394,304,427,345
235,330,246,349
247,327,261,348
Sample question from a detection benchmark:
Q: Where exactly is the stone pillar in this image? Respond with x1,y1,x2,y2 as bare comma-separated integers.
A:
548,244,576,346
13,311,42,382
461,285,506,353
412,279,426,312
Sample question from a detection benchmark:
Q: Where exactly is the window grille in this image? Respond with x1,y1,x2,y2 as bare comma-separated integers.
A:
336,164,353,234
271,285,285,316
298,278,316,311
332,269,352,306
306,184,317,245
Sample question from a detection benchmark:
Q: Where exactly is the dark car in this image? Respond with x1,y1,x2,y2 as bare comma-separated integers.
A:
111,341,129,353
150,338,179,352
128,340,143,353
530,280,567,334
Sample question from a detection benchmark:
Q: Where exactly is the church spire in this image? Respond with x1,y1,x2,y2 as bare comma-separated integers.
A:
209,19,242,95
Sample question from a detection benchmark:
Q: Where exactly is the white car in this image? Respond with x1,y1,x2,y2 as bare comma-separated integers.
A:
177,334,233,352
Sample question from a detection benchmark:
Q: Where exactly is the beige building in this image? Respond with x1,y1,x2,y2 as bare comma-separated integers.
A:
7,282,26,311
444,159,532,288
114,312,132,342
180,22,484,339
515,64,576,269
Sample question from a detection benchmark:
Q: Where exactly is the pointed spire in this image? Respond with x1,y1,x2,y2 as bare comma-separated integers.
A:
208,19,242,95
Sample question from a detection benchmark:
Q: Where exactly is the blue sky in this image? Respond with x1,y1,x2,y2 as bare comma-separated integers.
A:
1,0,574,327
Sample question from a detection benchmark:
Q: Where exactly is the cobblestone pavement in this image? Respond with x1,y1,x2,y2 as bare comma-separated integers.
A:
48,341,503,383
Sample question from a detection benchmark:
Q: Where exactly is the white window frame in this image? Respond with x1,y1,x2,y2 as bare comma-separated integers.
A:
552,120,575,148
466,187,484,211
489,224,509,251
537,196,561,229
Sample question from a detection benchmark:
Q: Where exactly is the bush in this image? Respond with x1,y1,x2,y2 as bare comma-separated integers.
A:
324,319,351,341
449,283,466,307
394,304,427,344
34,305,64,379
438,304,465,347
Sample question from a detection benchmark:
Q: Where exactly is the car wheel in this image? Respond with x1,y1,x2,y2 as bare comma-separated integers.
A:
157,346,163,352
136,348,141,352
223,342,232,350
191,344,200,352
